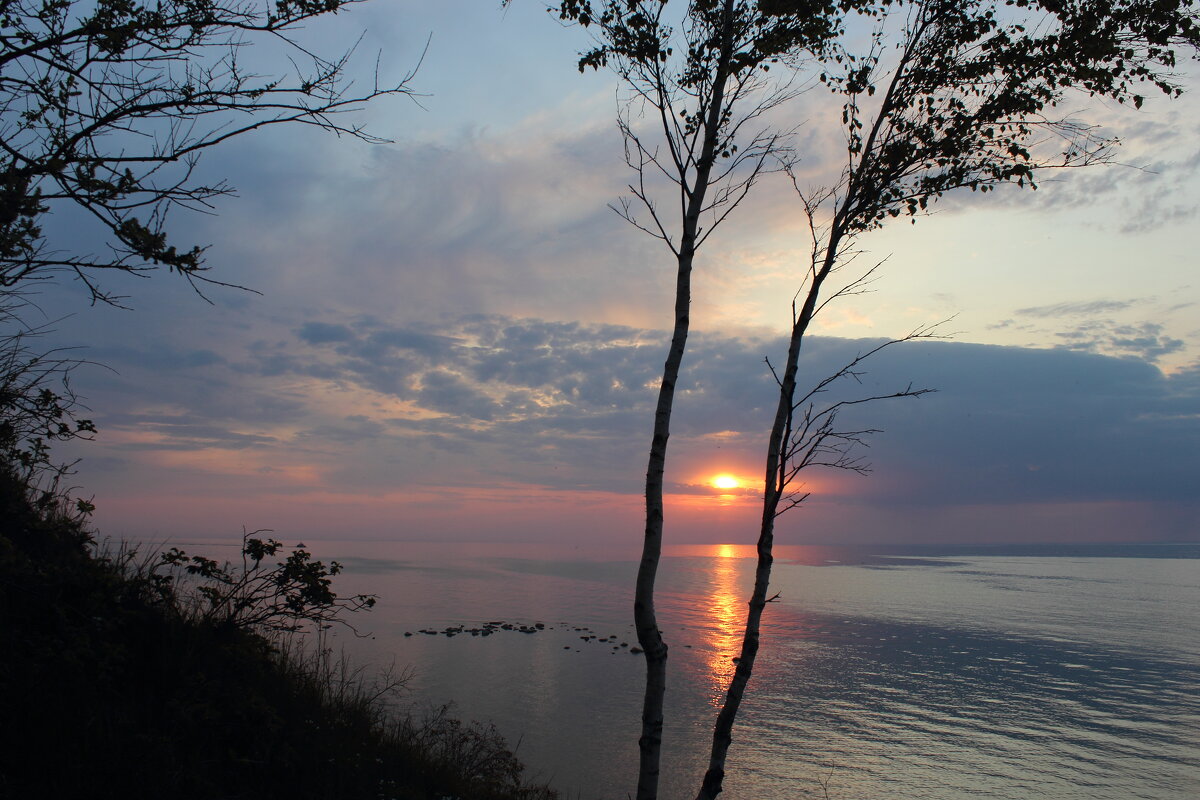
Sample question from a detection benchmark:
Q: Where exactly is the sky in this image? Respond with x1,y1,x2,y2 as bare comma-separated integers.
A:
29,1,1200,547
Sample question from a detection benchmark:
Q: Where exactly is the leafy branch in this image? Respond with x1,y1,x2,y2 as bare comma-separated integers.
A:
151,530,377,634
1,0,419,305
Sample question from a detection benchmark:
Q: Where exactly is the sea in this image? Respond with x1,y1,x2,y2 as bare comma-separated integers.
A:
181,539,1200,800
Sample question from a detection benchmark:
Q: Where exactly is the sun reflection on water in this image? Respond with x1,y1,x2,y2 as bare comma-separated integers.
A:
702,544,747,707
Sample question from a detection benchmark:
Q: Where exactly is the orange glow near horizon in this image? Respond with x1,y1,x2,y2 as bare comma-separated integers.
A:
710,474,741,490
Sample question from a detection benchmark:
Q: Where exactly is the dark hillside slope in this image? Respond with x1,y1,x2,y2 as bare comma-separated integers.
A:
0,468,555,800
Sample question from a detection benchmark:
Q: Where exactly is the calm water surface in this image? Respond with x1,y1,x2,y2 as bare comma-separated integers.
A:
192,540,1200,799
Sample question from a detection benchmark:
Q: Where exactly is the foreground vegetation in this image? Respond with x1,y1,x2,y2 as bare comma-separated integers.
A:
0,466,556,800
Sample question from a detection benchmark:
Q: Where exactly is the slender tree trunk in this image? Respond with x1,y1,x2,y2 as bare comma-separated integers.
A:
696,63,901,795
696,232,843,800
636,5,738,798
635,246,689,800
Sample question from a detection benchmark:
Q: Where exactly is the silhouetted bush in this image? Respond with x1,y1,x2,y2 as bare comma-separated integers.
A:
148,531,378,633
0,465,556,800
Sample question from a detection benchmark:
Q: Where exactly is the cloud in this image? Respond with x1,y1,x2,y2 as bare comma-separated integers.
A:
833,342,1200,506
1053,321,1186,362
1015,300,1139,318
1113,146,1200,234
162,117,675,333
298,322,355,344
989,295,1196,367
41,271,1200,543
69,311,1198,512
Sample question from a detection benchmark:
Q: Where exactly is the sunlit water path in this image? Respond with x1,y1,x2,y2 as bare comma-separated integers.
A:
178,540,1200,799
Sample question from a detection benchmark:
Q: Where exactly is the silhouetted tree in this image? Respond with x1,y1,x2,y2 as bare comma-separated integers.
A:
1,0,416,305
699,1,1199,798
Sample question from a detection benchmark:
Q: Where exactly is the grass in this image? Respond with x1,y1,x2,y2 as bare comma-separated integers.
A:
0,466,558,800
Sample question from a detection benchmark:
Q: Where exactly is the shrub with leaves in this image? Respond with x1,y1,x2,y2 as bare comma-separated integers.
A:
152,530,377,634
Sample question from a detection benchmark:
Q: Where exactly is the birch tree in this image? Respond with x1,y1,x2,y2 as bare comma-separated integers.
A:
698,1,1200,798
545,3,859,796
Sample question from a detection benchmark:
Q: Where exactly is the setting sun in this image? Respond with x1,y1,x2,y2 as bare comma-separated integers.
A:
710,474,740,490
